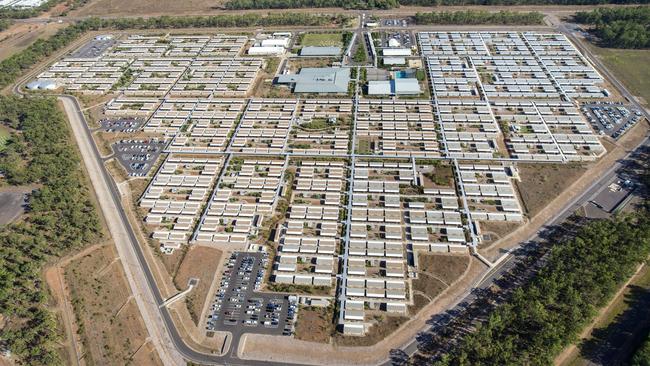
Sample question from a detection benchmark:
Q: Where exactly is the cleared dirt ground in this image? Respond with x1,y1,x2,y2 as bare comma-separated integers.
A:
0,22,66,61
294,305,335,343
173,245,223,324
64,245,163,366
74,0,228,17
515,163,588,218
335,315,409,347
417,253,470,286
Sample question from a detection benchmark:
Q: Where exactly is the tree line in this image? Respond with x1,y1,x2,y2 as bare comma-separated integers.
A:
414,10,544,25
224,0,398,10
574,6,650,48
0,13,351,90
0,19,10,32
223,0,650,10
413,210,650,365
0,96,102,365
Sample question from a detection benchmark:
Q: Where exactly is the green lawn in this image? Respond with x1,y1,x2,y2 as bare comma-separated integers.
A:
588,44,650,106
0,125,10,152
300,33,343,47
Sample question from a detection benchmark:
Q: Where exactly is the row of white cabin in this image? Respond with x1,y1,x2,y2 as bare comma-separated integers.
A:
272,161,347,288
140,155,223,250
194,158,286,245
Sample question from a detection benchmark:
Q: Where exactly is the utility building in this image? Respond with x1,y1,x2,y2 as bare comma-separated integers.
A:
276,67,350,94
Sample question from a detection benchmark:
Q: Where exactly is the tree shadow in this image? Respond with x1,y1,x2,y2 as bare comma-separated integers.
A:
578,284,650,365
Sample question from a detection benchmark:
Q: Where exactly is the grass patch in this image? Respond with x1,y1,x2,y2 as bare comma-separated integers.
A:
587,44,650,106
300,32,343,47
294,305,334,343
173,245,222,325
417,253,470,286
516,163,587,218
0,125,10,152
65,245,158,366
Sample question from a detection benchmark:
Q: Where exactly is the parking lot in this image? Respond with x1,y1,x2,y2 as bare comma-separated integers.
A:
70,37,116,58
582,102,644,139
112,139,166,176
100,118,144,133
381,18,409,27
207,252,297,337
380,30,413,48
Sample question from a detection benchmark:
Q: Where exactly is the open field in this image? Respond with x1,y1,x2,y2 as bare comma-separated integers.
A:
417,253,470,286
64,244,163,366
73,0,228,17
0,22,66,62
300,32,343,47
173,245,223,324
515,163,588,218
559,265,650,366
294,305,334,343
586,44,650,106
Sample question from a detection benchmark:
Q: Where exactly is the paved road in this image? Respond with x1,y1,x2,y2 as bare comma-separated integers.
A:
59,95,304,366
0,190,28,226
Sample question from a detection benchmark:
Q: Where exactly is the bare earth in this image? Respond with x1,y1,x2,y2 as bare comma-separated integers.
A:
174,245,223,325
64,244,163,366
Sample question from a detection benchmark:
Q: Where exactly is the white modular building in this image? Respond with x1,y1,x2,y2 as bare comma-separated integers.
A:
248,46,285,55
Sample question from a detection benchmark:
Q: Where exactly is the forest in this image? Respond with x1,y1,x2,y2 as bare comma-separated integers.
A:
0,96,102,365
413,10,544,25
0,13,350,90
416,211,650,365
632,335,650,365
223,0,649,10
574,6,650,48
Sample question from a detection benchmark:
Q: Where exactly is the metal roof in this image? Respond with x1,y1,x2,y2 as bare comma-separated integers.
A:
368,80,392,95
300,46,342,56
276,67,350,94
394,78,421,95
367,78,420,95
383,57,406,65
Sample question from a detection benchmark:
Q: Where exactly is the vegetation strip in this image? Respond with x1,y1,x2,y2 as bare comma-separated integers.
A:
417,210,650,365
0,96,102,365
413,10,544,25
223,0,649,10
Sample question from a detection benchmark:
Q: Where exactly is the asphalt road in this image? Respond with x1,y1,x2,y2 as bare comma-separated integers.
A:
0,190,27,225
59,95,302,366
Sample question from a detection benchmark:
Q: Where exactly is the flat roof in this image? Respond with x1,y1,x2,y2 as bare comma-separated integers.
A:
300,46,342,56
367,78,421,95
276,67,350,94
